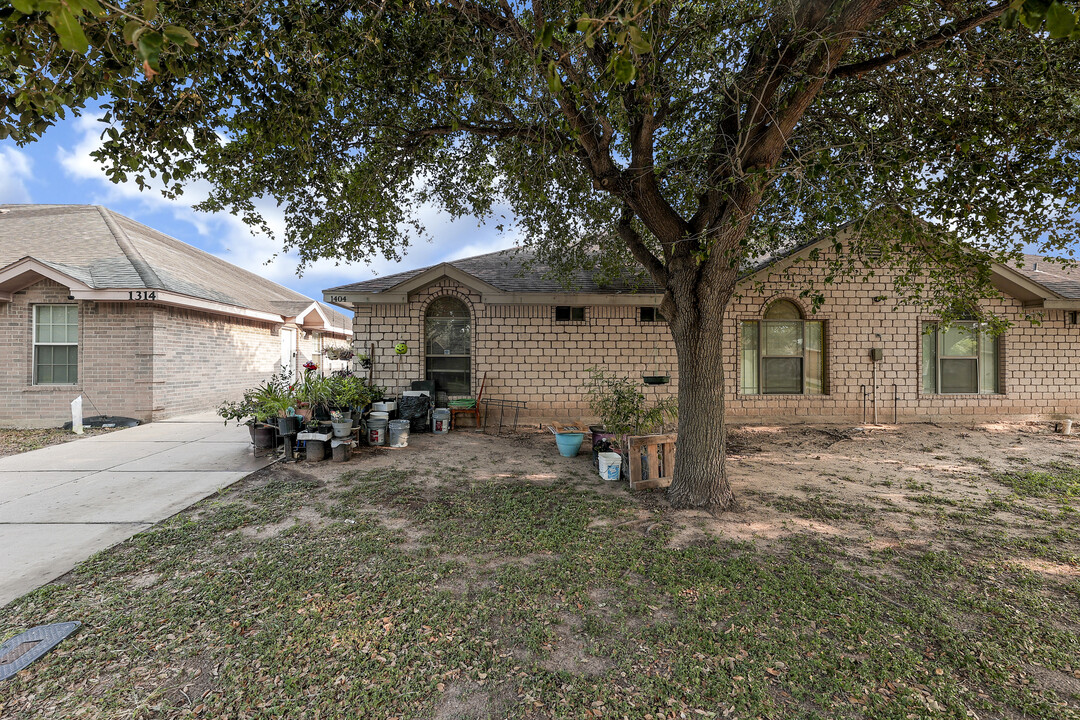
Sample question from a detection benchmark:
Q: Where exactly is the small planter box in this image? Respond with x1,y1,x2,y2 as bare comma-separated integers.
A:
624,433,677,490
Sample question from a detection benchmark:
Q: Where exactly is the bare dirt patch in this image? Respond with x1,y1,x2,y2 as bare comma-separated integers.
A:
433,681,515,720
0,426,118,459
693,420,1080,554
244,421,1079,566
240,506,333,539
533,613,613,677
1024,663,1080,701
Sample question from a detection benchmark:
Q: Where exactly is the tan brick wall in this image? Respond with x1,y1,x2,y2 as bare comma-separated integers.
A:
0,279,153,427
0,279,344,426
351,278,678,420
726,253,1080,422
148,306,285,420
350,260,1080,424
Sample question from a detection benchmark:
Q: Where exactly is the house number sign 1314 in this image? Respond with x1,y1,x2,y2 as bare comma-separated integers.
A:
128,291,157,300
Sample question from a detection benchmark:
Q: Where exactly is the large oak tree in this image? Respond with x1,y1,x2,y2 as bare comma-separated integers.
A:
3,0,1080,510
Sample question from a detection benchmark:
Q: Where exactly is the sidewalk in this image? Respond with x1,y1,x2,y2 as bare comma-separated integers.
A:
0,413,272,606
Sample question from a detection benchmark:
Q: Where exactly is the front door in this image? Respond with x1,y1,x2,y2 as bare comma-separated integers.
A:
280,327,297,379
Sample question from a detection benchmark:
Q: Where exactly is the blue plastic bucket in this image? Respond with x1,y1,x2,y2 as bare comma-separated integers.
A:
554,432,585,457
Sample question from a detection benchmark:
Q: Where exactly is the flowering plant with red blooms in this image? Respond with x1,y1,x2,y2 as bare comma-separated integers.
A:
303,361,318,372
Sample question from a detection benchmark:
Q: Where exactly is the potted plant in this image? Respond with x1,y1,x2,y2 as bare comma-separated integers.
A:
586,367,678,475
329,373,378,417
217,384,280,448
324,344,355,361
252,376,301,435
297,370,333,421
330,409,353,438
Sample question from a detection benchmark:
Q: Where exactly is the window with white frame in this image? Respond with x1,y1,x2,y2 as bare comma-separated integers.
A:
740,300,824,395
33,304,79,385
922,321,999,394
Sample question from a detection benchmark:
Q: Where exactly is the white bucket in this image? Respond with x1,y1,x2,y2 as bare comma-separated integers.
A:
373,402,396,413
598,452,622,482
388,419,410,447
432,408,450,434
367,417,388,446
369,411,390,421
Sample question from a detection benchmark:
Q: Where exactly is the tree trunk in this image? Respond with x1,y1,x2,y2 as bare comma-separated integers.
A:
666,292,736,512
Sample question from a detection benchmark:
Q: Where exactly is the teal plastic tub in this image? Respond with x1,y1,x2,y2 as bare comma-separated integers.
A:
554,432,585,457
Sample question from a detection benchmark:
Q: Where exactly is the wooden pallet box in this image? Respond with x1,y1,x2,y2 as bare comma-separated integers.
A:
624,433,677,490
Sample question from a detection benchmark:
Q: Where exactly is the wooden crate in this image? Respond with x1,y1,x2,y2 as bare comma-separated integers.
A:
625,433,677,490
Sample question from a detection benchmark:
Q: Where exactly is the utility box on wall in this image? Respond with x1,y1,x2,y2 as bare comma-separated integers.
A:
870,348,883,362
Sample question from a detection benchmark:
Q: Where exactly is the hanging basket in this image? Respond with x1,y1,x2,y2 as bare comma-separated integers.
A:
642,374,671,385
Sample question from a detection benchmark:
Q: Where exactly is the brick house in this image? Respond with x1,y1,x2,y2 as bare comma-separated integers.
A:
325,235,1080,424
0,204,351,427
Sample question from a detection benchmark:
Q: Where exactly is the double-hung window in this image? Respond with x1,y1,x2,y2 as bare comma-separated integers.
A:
34,304,79,385
922,321,998,394
741,300,824,395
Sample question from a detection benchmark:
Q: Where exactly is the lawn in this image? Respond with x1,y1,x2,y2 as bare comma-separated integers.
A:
1,424,1078,719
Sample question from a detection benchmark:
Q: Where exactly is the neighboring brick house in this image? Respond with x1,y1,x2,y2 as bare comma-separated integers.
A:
324,236,1080,424
0,204,351,427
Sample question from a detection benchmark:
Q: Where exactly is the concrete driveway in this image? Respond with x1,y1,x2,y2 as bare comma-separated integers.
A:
0,413,273,606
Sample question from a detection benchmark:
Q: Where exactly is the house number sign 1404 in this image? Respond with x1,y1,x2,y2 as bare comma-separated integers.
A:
128,291,157,300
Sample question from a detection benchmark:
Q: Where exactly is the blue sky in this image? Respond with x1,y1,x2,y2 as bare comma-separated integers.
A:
0,111,519,301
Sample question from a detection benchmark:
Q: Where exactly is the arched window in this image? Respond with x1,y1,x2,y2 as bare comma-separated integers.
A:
425,297,471,394
740,300,824,395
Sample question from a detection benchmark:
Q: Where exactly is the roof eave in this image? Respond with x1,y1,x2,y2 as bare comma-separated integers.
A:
325,262,505,301
989,262,1063,305
64,288,285,323
0,256,95,297
288,301,353,336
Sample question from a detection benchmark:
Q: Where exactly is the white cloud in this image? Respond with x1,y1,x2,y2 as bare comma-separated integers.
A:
0,147,33,203
54,115,521,296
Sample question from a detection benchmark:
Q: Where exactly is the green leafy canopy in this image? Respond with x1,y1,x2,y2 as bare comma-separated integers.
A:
2,0,1079,322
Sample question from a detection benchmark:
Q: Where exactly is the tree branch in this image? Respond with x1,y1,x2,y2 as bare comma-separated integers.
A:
830,1,1011,79
618,205,668,286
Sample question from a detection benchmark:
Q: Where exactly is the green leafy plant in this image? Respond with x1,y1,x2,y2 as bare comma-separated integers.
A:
217,370,297,424
327,374,380,411
251,370,297,419
324,345,354,361
586,367,677,437
216,393,258,426
296,370,332,417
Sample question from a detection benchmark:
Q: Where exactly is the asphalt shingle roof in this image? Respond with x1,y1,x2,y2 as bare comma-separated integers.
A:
327,241,1080,302
1011,255,1080,299
0,204,350,331
326,248,664,295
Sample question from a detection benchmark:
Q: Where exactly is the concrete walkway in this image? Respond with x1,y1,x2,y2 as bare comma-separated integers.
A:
0,413,273,606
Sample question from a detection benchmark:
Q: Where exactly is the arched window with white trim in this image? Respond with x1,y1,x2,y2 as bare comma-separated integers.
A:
740,300,825,395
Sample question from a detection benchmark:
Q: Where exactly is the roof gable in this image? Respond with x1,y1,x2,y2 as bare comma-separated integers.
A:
0,204,352,332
